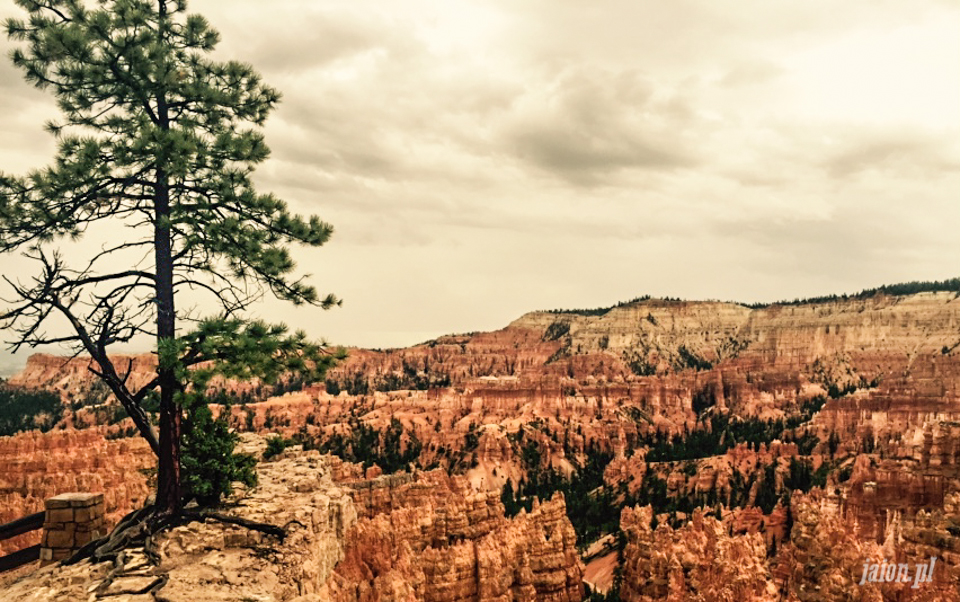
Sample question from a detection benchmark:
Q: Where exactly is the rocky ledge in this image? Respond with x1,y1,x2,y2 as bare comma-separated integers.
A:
0,435,583,602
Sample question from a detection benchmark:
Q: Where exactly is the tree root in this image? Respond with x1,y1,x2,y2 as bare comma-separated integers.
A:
181,509,290,542
94,555,167,598
63,506,152,566
66,505,289,566
59,505,289,600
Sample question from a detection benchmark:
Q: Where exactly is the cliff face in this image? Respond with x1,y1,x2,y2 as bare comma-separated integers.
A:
7,354,157,403
0,428,152,556
1,438,583,602
324,468,583,602
317,290,960,437
3,290,960,599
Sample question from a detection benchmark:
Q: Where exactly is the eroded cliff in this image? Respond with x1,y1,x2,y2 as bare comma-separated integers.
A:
2,288,960,600
323,468,583,601
1,436,584,602
0,428,152,556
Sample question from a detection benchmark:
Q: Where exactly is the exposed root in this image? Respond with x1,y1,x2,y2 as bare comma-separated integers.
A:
181,509,290,541
93,549,166,598
143,532,161,566
58,505,288,600
63,505,156,566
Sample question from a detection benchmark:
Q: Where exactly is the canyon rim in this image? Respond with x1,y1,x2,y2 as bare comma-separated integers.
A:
1,283,960,600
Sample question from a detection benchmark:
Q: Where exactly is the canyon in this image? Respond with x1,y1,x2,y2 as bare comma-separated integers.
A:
1,286,960,599
1,434,583,601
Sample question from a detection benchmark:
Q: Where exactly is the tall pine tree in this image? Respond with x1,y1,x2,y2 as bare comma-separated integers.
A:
0,0,340,514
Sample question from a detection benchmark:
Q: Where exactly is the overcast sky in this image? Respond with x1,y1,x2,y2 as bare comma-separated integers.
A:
1,0,958,374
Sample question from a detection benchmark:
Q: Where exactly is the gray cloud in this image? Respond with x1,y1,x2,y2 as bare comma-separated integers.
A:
0,0,958,362
234,13,397,74
499,67,697,186
822,131,960,179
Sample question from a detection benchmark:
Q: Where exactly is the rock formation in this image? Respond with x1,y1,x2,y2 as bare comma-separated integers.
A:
0,428,152,556
2,288,960,599
7,354,158,402
0,436,583,602
619,504,777,601
616,490,960,601
322,467,583,601
773,491,960,601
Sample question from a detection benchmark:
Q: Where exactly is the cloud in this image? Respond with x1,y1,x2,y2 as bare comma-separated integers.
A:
0,0,958,359
499,67,697,185
720,61,784,88
822,130,960,179
226,11,398,75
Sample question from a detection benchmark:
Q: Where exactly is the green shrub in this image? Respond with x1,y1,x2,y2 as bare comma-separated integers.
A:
263,435,295,460
181,398,257,507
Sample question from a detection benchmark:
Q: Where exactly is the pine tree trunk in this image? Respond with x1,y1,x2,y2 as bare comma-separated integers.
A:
154,1,180,513
154,166,181,515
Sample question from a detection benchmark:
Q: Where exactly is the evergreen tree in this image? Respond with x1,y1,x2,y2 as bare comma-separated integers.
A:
501,480,519,516
0,0,342,515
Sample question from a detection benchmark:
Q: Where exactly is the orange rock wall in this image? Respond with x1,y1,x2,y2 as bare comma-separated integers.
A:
0,428,152,556
325,469,583,602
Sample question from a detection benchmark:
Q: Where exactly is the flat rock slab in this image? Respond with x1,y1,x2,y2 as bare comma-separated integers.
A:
103,575,162,596
45,493,104,509
157,580,277,602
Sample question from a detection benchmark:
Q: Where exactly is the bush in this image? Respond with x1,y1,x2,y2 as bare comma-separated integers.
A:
181,397,257,506
263,435,294,460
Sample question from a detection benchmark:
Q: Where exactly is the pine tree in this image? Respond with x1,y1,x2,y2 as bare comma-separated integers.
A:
0,0,342,515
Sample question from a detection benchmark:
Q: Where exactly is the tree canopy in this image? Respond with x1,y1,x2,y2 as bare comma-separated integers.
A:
0,0,342,512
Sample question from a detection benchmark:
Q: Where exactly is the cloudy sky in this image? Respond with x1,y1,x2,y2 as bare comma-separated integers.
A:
1,0,958,373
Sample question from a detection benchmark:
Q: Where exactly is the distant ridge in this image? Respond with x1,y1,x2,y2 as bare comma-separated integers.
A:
743,278,960,309
542,277,960,316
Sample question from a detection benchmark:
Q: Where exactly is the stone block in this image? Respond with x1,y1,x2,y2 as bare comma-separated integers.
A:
65,521,77,533
45,529,75,549
51,548,72,561
75,531,96,546
46,507,74,523
71,493,103,508
76,518,104,532
46,492,103,509
75,506,97,522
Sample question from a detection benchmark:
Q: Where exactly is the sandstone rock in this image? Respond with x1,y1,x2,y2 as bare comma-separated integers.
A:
1,436,356,602
4,291,960,600
0,428,152,556
325,472,583,602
